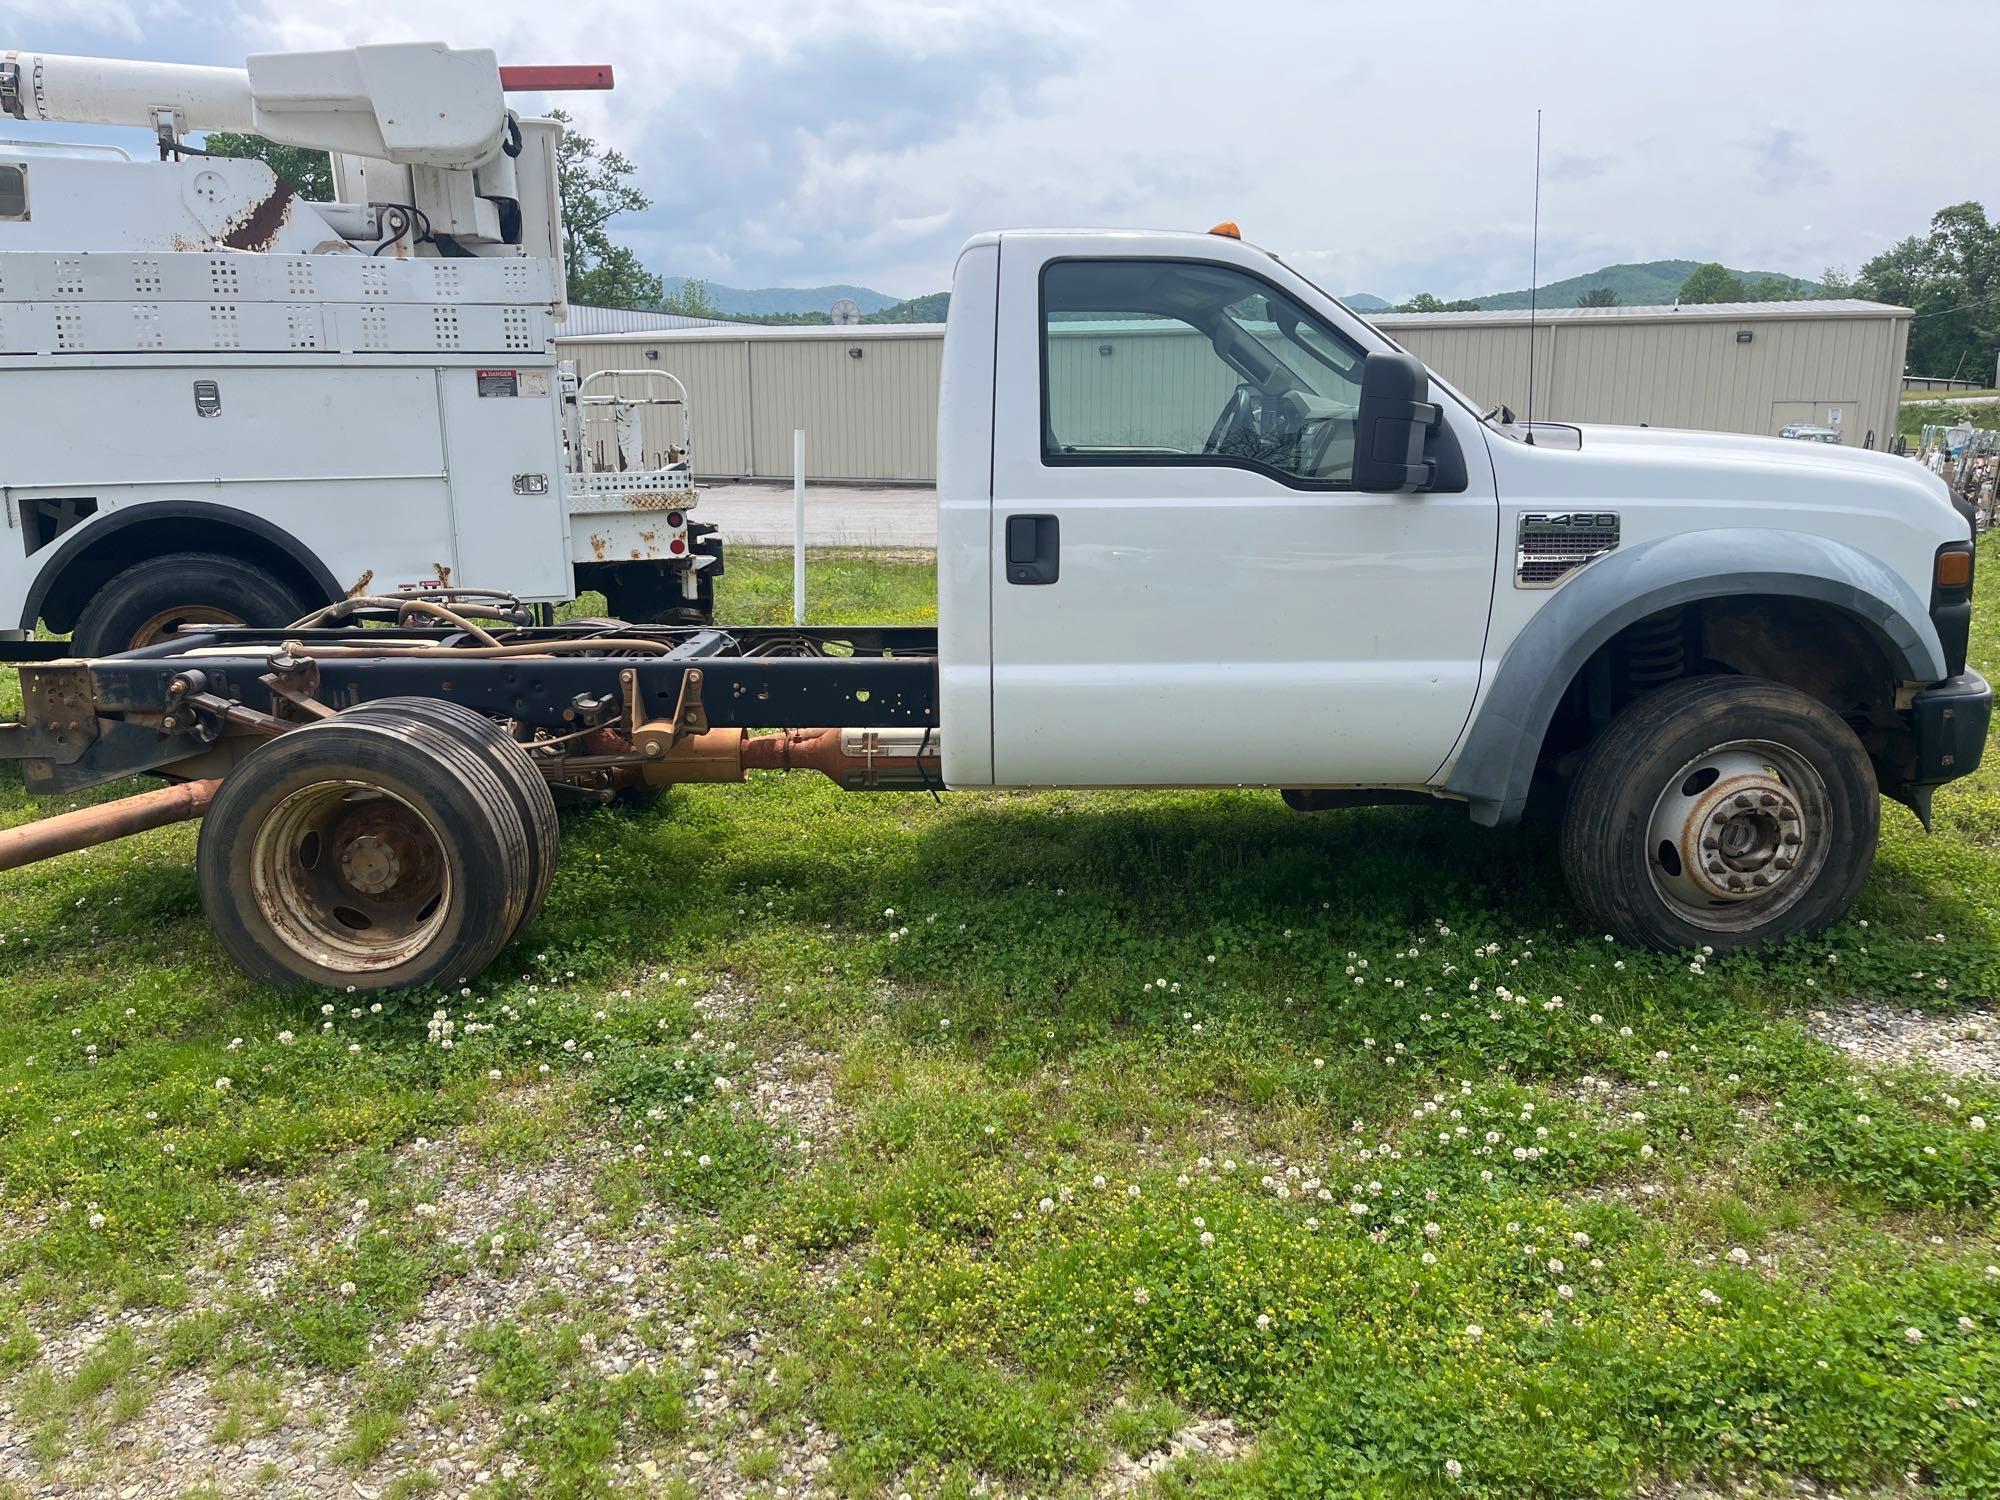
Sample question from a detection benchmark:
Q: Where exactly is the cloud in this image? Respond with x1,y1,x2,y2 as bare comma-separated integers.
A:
1744,126,1830,193
1547,151,1614,183
15,0,2000,300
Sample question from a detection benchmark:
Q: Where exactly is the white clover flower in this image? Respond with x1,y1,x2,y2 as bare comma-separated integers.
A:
1698,1288,1723,1305
1038,1197,1055,1214
214,1076,231,1091
1255,1313,1271,1331
1905,1326,1926,1344
87,1211,106,1230
1971,1117,1987,1131
338,1281,357,1297
1131,1287,1151,1306
1445,1458,1464,1481
1557,1284,1574,1300
1464,1323,1483,1340
1572,1232,1591,1248
1957,1315,1974,1332
697,1153,713,1167
1200,1231,1215,1248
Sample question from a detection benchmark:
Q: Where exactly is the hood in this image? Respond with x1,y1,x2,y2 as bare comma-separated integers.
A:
1487,421,1964,538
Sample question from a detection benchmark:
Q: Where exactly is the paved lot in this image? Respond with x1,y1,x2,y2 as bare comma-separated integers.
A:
689,482,937,548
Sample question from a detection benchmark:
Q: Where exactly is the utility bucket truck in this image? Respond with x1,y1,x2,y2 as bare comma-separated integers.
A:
0,44,720,658
0,47,1990,993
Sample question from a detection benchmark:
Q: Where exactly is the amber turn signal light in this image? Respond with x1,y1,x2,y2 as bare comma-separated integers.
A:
1936,548,1974,591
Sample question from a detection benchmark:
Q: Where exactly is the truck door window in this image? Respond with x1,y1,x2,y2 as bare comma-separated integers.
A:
1041,258,1364,486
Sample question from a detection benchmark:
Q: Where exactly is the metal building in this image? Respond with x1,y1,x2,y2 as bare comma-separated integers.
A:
1376,299,1911,450
557,298,1910,484
562,324,945,482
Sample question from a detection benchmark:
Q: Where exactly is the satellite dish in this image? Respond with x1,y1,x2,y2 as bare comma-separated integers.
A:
830,297,861,326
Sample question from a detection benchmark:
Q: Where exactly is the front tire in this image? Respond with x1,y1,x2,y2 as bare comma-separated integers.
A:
1559,676,1879,953
72,551,313,656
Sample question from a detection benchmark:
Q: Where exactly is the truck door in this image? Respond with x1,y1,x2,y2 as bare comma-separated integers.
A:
986,243,1499,787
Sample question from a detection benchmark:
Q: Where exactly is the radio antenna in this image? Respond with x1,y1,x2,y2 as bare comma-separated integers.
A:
1524,109,1543,444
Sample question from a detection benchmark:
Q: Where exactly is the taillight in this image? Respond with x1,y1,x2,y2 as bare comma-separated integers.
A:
666,510,684,527
669,538,686,555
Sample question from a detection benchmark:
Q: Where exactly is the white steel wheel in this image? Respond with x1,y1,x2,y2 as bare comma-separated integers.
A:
1643,740,1833,932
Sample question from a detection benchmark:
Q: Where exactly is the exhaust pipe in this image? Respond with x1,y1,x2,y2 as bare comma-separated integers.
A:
0,778,220,873
635,727,941,792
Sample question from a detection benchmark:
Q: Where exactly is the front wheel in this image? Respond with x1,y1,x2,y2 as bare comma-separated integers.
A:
1559,676,1879,953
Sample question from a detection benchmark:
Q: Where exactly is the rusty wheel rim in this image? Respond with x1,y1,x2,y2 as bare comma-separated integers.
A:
249,781,452,975
128,604,244,650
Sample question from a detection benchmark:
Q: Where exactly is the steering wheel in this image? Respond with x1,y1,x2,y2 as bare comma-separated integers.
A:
1203,385,1255,455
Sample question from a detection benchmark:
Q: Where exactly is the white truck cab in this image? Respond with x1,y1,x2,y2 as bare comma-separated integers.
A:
933,227,1988,950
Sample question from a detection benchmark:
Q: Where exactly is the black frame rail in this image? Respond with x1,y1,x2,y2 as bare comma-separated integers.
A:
2,624,941,795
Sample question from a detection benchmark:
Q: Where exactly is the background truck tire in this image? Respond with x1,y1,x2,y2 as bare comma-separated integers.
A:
196,710,536,991
71,551,314,656
1558,675,1879,954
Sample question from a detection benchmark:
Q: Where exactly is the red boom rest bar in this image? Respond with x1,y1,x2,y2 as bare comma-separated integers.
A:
499,65,615,91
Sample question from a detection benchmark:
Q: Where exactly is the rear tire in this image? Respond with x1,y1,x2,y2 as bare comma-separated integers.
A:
1559,676,1879,953
196,710,535,990
340,698,561,934
71,551,314,656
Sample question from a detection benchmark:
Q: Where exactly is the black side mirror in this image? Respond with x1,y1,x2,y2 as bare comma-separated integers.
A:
1352,351,1441,492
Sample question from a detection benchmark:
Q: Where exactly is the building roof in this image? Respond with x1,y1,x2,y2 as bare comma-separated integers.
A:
556,300,1914,344
559,321,948,343
1371,298,1911,328
560,304,739,336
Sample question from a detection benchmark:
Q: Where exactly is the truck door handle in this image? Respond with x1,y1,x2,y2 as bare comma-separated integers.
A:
1005,514,1059,585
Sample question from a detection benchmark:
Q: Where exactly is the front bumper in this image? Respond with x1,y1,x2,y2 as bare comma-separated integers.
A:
1909,670,1992,786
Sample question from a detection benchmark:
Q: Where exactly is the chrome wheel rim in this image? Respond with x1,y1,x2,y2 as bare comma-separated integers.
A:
1644,739,1830,932
249,781,452,974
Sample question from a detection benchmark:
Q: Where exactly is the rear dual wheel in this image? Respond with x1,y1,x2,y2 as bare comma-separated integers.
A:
196,705,558,990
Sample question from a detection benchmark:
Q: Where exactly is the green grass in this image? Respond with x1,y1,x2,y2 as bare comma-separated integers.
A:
1,543,1998,1496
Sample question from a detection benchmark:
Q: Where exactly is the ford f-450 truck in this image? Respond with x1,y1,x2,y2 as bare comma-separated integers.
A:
1,223,1988,992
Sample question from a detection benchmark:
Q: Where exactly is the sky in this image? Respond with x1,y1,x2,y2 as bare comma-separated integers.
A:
9,0,1998,302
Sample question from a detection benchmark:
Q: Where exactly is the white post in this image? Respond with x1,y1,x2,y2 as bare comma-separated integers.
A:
792,429,806,626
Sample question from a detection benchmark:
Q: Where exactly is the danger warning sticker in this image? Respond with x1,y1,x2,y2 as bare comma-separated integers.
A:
476,369,519,397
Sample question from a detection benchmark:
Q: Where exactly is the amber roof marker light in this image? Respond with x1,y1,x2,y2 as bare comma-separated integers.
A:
1208,220,1241,239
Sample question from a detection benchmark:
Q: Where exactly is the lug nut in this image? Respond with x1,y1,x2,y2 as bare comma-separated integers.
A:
1758,793,1778,807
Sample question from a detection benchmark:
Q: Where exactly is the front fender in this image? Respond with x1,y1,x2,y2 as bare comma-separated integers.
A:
1440,528,1946,826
